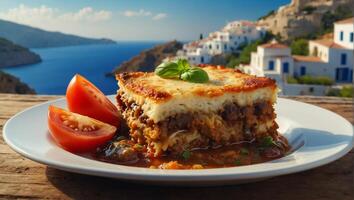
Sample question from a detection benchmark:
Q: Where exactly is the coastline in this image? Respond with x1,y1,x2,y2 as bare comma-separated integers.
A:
2,42,159,95
0,71,36,94
0,37,42,68
109,40,182,76
0,51,41,68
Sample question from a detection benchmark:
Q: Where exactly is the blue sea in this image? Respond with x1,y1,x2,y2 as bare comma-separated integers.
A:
3,42,161,95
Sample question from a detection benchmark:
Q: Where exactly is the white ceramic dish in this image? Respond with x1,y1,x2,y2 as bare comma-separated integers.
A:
3,96,354,185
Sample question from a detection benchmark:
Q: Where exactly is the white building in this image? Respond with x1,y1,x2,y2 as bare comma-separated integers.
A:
242,17,354,95
244,42,294,85
174,20,266,65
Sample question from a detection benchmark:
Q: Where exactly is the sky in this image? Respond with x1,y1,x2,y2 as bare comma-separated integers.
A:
0,0,290,41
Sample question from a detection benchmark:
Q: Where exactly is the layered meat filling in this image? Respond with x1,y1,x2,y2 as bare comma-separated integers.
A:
117,92,278,157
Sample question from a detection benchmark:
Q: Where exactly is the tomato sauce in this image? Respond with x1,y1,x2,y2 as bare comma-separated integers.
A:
80,134,289,170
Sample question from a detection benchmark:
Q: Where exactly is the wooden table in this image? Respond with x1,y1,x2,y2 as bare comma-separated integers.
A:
0,94,353,200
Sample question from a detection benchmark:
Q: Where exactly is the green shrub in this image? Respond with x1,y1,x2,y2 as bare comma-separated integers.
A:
327,86,353,97
298,75,333,85
339,86,353,97
226,58,240,68
291,39,309,55
288,75,334,85
286,76,299,84
326,88,340,96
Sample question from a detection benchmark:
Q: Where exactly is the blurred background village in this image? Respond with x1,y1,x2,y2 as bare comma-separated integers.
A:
0,0,353,97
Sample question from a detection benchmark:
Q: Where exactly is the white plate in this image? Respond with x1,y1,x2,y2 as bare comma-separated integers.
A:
3,96,354,185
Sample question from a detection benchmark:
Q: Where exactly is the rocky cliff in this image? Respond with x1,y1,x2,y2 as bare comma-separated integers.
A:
0,37,41,68
258,0,354,40
0,71,35,94
0,19,116,48
112,40,183,74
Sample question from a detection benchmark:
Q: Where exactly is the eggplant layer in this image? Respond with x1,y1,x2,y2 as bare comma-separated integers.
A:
117,92,279,157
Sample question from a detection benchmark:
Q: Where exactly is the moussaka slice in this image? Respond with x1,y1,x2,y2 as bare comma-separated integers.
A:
116,65,279,157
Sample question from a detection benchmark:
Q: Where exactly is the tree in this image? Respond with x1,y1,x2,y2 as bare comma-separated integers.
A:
290,39,309,55
199,33,203,40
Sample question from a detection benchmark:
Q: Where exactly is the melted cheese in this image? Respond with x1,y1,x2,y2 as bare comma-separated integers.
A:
117,66,277,122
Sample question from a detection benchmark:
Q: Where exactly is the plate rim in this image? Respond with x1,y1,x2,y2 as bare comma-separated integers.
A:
3,96,354,182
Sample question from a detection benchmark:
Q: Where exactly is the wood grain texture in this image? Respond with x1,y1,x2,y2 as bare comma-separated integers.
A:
0,94,353,200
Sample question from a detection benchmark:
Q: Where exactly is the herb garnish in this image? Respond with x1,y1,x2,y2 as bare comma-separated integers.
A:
260,136,277,148
180,67,209,83
154,62,181,79
155,59,209,83
182,150,191,160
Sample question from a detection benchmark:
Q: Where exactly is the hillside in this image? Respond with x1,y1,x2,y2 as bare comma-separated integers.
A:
112,40,183,74
258,0,354,40
0,37,41,68
0,71,35,94
0,19,116,48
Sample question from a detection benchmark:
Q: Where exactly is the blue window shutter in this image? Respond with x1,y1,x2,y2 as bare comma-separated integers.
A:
340,31,344,41
341,54,347,65
350,32,354,42
283,62,289,73
300,66,306,76
336,68,349,82
269,61,274,70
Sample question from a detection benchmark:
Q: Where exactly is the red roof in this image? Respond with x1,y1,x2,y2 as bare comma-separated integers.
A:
293,55,324,63
311,39,346,49
260,42,288,49
335,17,354,25
240,21,255,27
321,33,333,39
186,41,200,48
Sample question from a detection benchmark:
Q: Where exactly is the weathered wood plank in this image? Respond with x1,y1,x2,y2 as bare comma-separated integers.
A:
0,94,353,200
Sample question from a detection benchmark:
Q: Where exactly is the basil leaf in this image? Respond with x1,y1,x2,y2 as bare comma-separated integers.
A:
177,59,190,72
155,62,181,78
180,67,209,83
155,59,209,84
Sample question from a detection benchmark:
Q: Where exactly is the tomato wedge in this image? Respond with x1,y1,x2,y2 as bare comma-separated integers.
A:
66,74,119,127
48,105,116,152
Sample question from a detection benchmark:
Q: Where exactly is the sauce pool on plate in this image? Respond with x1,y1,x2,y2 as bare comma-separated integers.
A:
80,133,289,170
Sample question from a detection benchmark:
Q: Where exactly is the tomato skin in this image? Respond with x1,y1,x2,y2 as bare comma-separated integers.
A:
48,105,116,152
66,74,119,127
